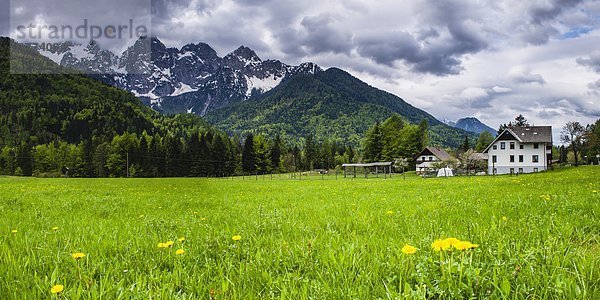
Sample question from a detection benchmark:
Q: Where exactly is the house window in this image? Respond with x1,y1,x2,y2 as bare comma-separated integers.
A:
510,155,515,163
533,143,539,149
519,144,524,149
492,155,497,163
500,142,506,150
519,155,524,163
532,155,539,163
493,168,497,175
493,145,497,150
510,168,515,174
533,168,538,172
518,168,523,174
510,142,515,149
429,157,433,161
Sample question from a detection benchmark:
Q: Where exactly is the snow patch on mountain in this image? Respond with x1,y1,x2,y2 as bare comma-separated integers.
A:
171,83,198,97
245,75,284,96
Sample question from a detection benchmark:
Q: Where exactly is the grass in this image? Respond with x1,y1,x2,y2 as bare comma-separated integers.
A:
0,167,599,299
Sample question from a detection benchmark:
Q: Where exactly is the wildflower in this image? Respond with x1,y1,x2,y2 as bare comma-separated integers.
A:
401,244,417,255
138,215,144,218
52,227,59,231
454,241,471,250
165,241,174,247
386,211,394,215
232,235,242,241
11,229,17,234
502,216,507,221
72,252,86,260
443,238,460,246
454,241,479,250
178,237,186,243
431,239,451,251
157,243,167,248
50,284,64,294
175,249,185,255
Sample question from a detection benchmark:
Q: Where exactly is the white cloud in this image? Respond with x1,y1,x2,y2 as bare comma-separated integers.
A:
492,86,512,93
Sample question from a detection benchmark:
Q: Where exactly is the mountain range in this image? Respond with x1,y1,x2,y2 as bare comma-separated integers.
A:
32,36,476,147
444,117,497,136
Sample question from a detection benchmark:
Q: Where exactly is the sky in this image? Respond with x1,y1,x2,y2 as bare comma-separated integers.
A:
2,0,600,138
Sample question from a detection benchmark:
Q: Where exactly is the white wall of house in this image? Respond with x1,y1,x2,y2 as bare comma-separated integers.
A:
415,155,439,172
487,140,549,174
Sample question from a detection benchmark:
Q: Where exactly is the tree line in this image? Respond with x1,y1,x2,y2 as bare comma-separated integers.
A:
0,130,359,178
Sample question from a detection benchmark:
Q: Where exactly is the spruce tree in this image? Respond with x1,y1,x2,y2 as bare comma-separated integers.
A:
242,134,256,173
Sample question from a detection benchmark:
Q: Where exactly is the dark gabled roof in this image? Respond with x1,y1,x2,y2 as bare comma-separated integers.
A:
483,126,552,153
414,147,453,161
509,126,552,143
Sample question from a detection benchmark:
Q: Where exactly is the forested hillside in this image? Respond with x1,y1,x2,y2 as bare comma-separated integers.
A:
0,38,359,177
206,68,476,147
0,38,233,177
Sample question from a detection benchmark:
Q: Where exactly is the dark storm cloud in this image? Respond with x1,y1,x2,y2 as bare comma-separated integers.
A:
7,0,152,50
152,0,191,21
355,31,421,66
299,14,353,55
0,0,9,36
576,51,600,73
355,0,488,76
511,72,547,85
588,79,600,90
528,0,584,24
233,0,273,6
520,0,585,45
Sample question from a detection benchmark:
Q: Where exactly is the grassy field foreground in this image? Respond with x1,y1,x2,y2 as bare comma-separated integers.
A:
1,167,599,299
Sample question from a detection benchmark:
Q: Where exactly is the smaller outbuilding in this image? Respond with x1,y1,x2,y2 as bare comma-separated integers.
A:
414,147,453,175
437,167,454,177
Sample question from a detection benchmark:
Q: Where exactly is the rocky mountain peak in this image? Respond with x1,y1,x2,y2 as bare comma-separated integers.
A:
34,38,326,116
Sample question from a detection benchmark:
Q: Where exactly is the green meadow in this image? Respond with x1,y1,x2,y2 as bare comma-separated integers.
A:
1,167,599,299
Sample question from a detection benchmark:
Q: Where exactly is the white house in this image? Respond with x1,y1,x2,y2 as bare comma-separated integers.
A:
483,126,552,175
414,147,453,174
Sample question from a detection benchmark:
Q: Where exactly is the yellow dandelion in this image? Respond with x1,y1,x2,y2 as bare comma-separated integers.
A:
502,216,507,221
453,241,471,250
157,242,167,248
401,244,417,255
50,284,64,294
175,249,185,255
232,235,242,241
178,237,186,242
386,210,394,215
72,252,85,260
443,238,461,246
165,241,174,247
431,239,451,251
11,229,17,234
468,243,479,249
52,226,59,231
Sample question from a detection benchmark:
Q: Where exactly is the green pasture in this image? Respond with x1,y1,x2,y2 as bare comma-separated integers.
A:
1,167,599,299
